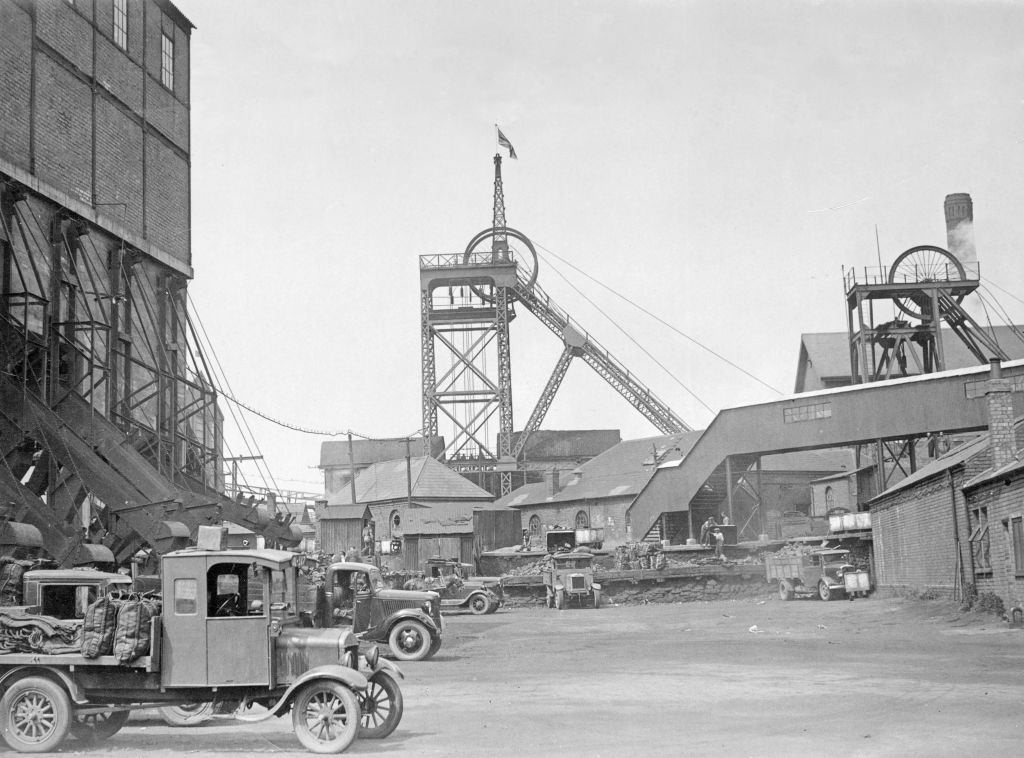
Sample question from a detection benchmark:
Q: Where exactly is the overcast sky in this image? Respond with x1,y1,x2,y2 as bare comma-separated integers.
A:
180,0,1024,495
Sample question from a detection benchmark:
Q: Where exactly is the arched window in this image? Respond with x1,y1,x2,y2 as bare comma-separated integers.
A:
528,515,541,535
575,510,589,529
390,510,401,533
824,486,836,510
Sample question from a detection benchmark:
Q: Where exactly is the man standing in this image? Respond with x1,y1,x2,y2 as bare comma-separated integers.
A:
700,516,716,546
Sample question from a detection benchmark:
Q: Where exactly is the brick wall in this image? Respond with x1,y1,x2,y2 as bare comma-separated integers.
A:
518,497,632,547
94,96,143,234
2,0,191,266
33,52,93,204
0,2,32,169
965,474,1024,611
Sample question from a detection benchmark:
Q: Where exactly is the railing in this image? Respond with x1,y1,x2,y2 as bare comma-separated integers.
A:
844,262,980,291
419,251,519,269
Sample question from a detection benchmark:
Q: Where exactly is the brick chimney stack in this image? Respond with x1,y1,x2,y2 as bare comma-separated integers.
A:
548,470,561,496
985,358,1016,470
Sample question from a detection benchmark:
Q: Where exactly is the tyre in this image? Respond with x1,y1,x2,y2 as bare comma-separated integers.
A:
555,590,564,610
0,676,72,753
468,593,490,615
70,709,130,744
358,672,404,739
593,590,601,609
388,619,432,661
158,702,216,726
545,589,554,608
779,580,795,601
425,635,443,660
291,681,359,754
818,580,833,601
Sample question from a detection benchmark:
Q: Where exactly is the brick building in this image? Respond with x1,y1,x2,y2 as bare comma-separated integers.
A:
869,362,1024,599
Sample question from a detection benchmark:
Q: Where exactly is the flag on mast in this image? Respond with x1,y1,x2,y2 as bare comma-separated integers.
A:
496,126,517,160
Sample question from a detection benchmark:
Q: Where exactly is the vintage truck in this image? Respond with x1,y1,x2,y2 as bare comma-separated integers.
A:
318,561,444,661
765,548,870,601
422,558,503,615
542,551,602,609
0,540,405,753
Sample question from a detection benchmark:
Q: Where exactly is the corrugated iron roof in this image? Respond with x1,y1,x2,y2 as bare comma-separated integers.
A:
320,437,445,467
325,456,492,506
321,503,372,521
497,431,703,508
796,327,1024,391
500,429,621,460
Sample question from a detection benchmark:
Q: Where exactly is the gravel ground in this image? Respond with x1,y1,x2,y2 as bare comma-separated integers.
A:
52,596,1024,757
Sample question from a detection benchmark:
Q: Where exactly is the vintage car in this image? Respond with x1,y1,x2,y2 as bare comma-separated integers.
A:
422,558,503,615
765,548,870,601
0,540,404,754
541,551,602,609
321,562,444,661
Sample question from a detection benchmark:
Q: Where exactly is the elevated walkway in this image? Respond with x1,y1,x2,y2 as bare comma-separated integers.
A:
628,359,1024,541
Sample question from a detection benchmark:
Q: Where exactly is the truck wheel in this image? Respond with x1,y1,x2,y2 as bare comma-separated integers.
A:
70,709,130,743
358,671,403,739
388,619,432,661
291,681,359,754
158,702,215,726
0,676,72,753
425,635,443,659
778,580,795,601
593,590,601,609
555,590,564,610
468,593,490,615
818,580,833,601
545,589,554,608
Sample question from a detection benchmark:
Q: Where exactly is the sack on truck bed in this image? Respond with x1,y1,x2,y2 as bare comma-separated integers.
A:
0,559,32,606
81,595,120,658
112,598,159,664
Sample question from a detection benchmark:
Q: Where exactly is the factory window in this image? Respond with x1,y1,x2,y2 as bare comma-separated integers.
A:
969,506,991,574
1012,516,1024,578
174,578,197,615
528,515,540,535
825,486,835,510
161,31,174,90
113,0,128,50
783,401,832,424
575,511,589,529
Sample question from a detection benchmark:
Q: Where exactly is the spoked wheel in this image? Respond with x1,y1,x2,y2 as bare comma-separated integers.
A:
462,226,540,302
818,580,834,602
468,593,490,615
291,681,359,754
358,672,404,739
388,619,432,661
70,708,130,744
158,702,215,726
887,245,967,318
0,676,72,753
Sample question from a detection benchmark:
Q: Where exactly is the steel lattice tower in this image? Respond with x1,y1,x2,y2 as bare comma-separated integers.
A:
421,155,690,497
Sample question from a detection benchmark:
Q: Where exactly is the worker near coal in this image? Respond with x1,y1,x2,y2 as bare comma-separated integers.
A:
700,516,717,546
712,527,725,557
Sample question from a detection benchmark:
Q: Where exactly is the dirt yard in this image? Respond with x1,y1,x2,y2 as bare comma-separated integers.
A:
71,596,1024,757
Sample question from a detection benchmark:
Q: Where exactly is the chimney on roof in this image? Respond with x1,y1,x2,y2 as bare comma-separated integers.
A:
944,192,977,267
985,358,1015,470
548,470,561,495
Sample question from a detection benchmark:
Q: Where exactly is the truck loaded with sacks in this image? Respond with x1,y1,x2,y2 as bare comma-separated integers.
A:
0,537,405,754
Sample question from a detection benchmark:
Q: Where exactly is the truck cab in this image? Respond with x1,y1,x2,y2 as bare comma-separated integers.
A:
19,569,132,620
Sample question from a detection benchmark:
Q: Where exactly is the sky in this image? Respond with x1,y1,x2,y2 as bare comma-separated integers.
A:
180,0,1024,497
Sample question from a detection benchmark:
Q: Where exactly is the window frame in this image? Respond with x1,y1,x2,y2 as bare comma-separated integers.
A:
160,30,174,90
1011,515,1024,578
528,514,540,535
575,510,590,529
969,506,991,575
113,0,128,51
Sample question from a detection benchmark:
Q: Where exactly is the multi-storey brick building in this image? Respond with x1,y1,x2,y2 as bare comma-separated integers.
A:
0,1,266,564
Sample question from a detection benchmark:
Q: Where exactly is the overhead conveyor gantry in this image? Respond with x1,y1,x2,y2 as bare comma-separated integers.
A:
628,359,1024,543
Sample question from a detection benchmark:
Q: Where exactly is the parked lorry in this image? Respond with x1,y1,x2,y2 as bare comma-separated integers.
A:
765,548,870,601
0,539,405,753
422,557,503,615
317,561,444,661
542,551,602,609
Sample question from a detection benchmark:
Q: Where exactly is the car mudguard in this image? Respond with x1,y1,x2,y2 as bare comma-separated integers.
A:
234,665,368,722
0,666,86,705
371,658,404,680
379,609,441,639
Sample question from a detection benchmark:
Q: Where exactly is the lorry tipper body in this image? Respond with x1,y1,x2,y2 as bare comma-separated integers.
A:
765,548,870,601
0,542,404,753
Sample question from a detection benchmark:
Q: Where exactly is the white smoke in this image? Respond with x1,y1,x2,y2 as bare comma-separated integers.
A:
947,218,978,273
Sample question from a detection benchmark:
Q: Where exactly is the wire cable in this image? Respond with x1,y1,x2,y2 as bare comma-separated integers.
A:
533,241,785,397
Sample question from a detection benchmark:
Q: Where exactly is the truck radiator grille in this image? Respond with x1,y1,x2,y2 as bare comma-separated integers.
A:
570,575,585,591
